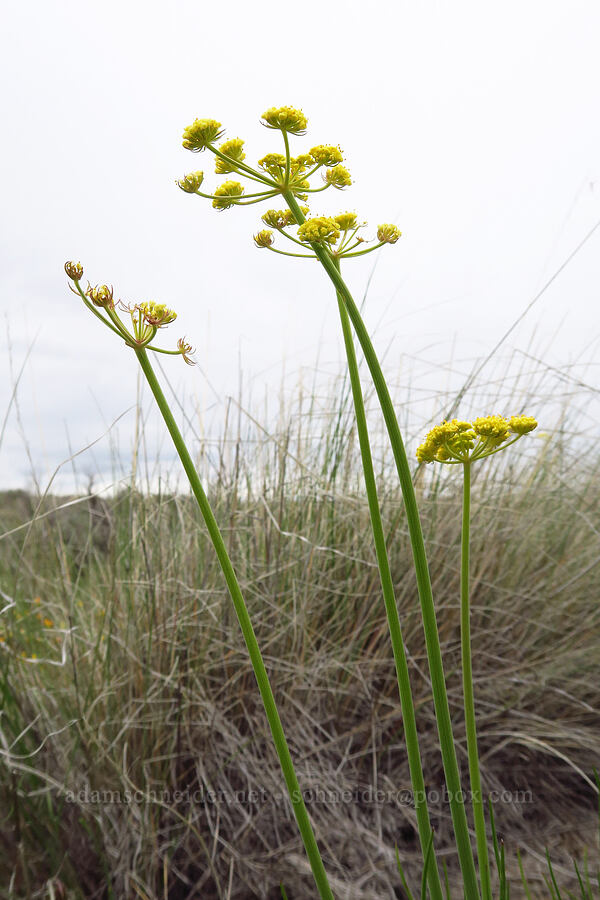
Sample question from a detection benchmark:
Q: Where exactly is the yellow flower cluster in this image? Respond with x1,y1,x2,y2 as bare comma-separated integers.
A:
215,138,246,174
139,302,177,326
182,119,224,152
177,171,204,193
257,153,287,176
212,180,244,209
310,145,344,166
472,415,511,440
86,284,114,309
416,415,538,464
507,415,538,435
261,106,307,134
291,154,314,173
254,229,274,248
334,212,359,231
297,216,341,246
416,420,476,463
64,261,84,281
325,165,352,189
261,206,309,229
377,224,401,244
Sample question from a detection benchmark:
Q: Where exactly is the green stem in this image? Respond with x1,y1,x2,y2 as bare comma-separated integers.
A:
333,259,443,900
134,347,334,900
282,190,480,898
461,462,492,900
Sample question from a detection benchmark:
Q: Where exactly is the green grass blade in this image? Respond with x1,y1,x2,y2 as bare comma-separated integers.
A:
396,846,417,900
517,849,533,900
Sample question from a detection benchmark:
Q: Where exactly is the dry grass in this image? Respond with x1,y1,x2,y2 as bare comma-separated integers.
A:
0,355,599,899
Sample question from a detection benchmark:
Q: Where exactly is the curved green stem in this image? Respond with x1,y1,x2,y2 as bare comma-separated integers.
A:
282,190,480,899
207,143,280,187
461,462,492,900
134,348,334,900
333,258,443,900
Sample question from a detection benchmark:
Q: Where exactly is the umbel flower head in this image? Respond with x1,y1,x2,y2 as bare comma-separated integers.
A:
176,106,402,264
86,284,114,309
139,302,177,327
177,171,204,193
182,119,224,152
324,165,352,189
254,229,274,248
261,106,307,134
416,414,538,464
215,138,246,174
65,262,194,365
212,180,244,209
297,217,341,246
64,261,83,281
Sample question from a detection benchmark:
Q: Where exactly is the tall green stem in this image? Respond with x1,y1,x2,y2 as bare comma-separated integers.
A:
282,190,480,898
333,261,442,900
461,462,492,900
134,348,334,900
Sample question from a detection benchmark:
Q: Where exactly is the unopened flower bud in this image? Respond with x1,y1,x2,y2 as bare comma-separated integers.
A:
377,224,401,244
508,415,538,435
86,284,114,309
254,229,274,248
64,261,84,281
177,171,204,193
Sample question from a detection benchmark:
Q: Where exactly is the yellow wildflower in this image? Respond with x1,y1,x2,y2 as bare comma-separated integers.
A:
261,106,307,134
377,224,401,244
212,180,244,209
254,230,275,248
297,216,341,246
215,138,246,174
177,171,204,193
310,145,344,166
325,165,352,189
182,119,224,152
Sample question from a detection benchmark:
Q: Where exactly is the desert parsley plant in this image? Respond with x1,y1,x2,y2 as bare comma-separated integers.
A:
64,263,335,900
416,414,538,900
176,105,482,897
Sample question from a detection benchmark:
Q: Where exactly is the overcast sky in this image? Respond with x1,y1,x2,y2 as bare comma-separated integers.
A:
1,0,599,494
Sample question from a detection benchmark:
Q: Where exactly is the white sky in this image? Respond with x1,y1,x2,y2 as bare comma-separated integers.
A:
1,0,600,492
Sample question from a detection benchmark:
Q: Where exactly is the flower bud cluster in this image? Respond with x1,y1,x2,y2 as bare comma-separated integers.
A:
182,119,224,152
177,106,402,264
377,224,401,244
212,181,245,210
215,138,246,174
261,106,307,134
66,262,194,364
64,261,84,281
139,302,177,327
297,216,341,246
416,415,538,464
87,284,114,309
324,166,352,189
177,171,204,193
262,207,308,229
